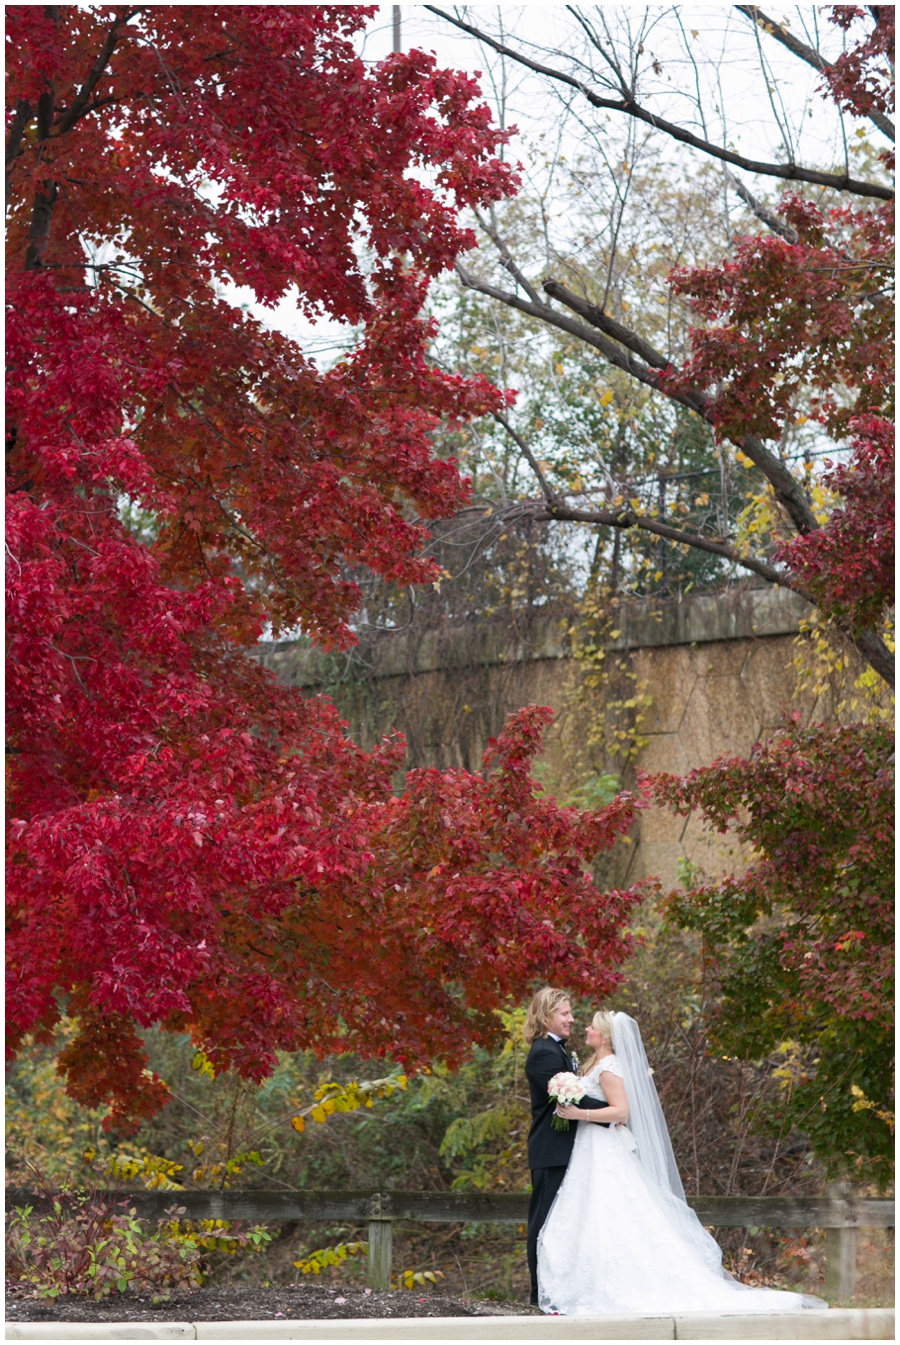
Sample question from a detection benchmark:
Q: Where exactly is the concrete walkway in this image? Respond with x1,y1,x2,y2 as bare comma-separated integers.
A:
5,1309,894,1341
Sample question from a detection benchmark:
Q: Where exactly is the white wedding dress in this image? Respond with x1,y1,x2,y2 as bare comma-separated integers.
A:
537,1055,821,1316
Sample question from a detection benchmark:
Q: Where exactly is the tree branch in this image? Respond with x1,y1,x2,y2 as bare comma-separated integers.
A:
735,5,896,143
56,9,142,136
21,9,140,270
491,411,560,502
725,171,799,242
489,417,789,586
5,99,33,207
510,493,789,587
455,260,679,398
542,279,671,370
425,5,893,200
474,210,543,305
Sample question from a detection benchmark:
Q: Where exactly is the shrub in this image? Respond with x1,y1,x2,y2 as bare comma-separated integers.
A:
6,1196,202,1301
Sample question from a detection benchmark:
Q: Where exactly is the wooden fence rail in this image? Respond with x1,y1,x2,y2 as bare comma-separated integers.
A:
7,1185,893,1302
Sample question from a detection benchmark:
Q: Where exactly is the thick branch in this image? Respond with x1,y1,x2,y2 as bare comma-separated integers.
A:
525,498,787,587
21,10,137,269
455,260,681,398
542,279,671,370
56,10,140,135
5,99,33,206
24,180,59,270
854,628,897,687
736,5,896,143
425,6,893,200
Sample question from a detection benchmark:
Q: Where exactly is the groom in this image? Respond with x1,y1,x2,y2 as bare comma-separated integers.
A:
524,986,609,1306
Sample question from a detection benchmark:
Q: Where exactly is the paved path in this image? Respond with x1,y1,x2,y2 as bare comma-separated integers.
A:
5,1308,894,1341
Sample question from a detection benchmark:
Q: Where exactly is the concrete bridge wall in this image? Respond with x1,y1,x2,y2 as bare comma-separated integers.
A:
255,588,864,892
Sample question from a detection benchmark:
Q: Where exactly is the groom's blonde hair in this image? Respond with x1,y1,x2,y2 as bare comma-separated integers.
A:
523,987,570,1044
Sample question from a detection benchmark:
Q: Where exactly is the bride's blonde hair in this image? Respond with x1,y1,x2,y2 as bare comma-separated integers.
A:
582,1009,615,1075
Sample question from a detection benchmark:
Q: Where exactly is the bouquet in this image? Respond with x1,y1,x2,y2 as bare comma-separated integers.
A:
547,1071,586,1130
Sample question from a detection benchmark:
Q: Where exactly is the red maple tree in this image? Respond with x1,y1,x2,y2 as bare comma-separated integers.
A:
6,6,642,1131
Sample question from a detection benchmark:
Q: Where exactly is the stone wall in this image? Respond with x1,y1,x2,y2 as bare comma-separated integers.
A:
254,587,864,891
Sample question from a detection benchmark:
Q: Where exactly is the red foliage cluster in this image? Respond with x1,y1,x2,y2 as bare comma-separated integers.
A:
7,6,642,1131
824,6,895,129
670,193,893,446
775,415,894,631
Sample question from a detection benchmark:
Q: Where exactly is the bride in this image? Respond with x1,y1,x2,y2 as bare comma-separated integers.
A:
538,1009,824,1316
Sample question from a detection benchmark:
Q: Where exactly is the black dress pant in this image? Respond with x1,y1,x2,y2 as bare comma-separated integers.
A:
527,1165,568,1294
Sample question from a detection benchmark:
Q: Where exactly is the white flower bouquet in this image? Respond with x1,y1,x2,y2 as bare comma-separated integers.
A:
547,1070,586,1129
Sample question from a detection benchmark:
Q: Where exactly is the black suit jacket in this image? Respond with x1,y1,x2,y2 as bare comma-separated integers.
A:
525,1035,609,1169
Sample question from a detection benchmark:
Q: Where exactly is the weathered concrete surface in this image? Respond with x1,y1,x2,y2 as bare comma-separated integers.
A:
7,1307,895,1340
253,587,878,890
672,1308,895,1338
194,1314,674,1339
257,589,811,689
5,1326,195,1341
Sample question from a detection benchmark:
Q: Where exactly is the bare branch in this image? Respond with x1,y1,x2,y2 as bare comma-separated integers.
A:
424,5,893,200
454,259,682,401
542,279,671,370
725,172,799,242
735,5,896,143
491,410,560,503
475,210,543,305
522,496,787,587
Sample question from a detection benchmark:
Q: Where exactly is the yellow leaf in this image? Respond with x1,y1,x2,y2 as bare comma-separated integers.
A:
310,1105,328,1124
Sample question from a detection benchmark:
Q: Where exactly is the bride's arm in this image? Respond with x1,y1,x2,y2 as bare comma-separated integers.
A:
557,1072,629,1124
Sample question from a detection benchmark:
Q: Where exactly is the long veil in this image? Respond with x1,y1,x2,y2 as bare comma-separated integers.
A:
611,1011,686,1202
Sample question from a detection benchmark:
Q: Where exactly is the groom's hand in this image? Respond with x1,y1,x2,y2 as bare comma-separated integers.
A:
573,1095,610,1127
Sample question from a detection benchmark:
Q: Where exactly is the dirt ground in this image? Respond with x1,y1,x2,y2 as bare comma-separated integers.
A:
5,1281,536,1323
5,1224,892,1322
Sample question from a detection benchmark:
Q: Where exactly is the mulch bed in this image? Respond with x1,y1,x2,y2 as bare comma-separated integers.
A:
5,1282,536,1323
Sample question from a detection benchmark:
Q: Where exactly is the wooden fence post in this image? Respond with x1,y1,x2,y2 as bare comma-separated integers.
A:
366,1191,393,1290
825,1181,858,1302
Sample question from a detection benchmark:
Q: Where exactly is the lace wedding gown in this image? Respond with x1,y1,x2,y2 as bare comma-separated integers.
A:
537,1056,821,1316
